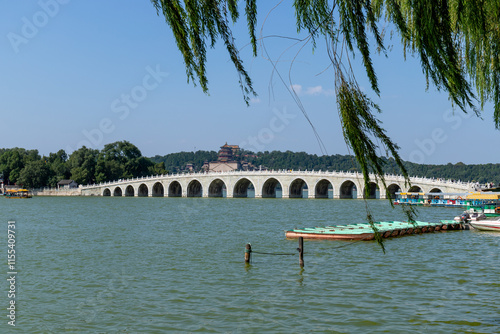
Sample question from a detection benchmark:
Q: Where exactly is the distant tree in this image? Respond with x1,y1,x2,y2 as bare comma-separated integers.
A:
2,142,499,189
46,149,70,187
18,160,50,189
95,141,153,182
148,161,168,175
151,151,218,173
67,146,99,185
23,149,41,164
0,148,37,185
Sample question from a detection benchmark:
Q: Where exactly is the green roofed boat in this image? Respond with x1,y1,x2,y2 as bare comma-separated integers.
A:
285,220,462,240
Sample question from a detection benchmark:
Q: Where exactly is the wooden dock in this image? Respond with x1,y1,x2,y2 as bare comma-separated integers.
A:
285,220,463,240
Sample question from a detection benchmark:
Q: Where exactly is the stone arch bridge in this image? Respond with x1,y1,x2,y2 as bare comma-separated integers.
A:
80,170,473,199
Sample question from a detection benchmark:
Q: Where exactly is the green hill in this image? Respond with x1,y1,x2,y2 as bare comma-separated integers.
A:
150,149,500,185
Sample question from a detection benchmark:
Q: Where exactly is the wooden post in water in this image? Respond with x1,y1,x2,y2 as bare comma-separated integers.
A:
298,237,304,267
245,243,252,264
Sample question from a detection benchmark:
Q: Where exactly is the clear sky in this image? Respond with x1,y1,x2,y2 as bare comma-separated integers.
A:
1,1,498,165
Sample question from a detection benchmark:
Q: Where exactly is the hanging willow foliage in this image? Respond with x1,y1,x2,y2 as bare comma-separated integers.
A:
335,73,417,251
150,0,500,122
151,0,500,121
150,0,257,104
151,0,497,247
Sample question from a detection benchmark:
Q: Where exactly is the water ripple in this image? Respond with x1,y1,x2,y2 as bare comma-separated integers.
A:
1,197,498,333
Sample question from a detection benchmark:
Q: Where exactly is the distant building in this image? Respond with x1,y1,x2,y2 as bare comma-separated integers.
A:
57,180,78,189
200,143,260,172
203,143,241,172
217,143,240,162
206,160,241,172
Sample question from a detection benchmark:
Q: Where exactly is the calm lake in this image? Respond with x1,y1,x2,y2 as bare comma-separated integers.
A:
1,197,499,333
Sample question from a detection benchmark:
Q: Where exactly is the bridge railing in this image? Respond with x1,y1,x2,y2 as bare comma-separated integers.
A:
80,169,473,190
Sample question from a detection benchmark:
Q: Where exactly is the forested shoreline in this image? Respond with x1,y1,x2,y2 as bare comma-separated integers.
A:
151,150,500,185
0,141,166,189
1,141,498,189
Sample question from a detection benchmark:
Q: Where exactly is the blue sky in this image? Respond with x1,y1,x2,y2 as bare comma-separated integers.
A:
1,1,498,165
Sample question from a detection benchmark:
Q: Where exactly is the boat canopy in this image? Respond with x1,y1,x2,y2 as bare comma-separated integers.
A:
466,193,500,200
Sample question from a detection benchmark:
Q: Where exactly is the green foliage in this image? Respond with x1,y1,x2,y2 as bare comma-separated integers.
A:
96,141,153,182
17,161,50,189
336,77,408,199
148,161,168,175
45,149,71,187
150,150,218,173
150,0,257,104
0,141,157,188
0,148,40,185
1,142,498,189
151,149,500,185
67,146,99,185
387,0,477,113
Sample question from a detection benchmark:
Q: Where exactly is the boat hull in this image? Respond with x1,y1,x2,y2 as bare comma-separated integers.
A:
285,231,375,241
469,221,500,231
285,220,462,241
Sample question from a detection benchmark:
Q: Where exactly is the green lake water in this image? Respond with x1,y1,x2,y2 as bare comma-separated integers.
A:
1,197,499,333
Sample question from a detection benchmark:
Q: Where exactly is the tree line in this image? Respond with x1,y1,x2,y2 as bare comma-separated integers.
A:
1,142,498,189
150,151,218,174
151,149,500,185
0,141,166,189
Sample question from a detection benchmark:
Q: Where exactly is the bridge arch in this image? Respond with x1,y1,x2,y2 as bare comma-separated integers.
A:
262,177,282,198
314,179,333,199
138,184,148,197
208,179,226,197
340,180,358,199
408,185,422,193
125,185,134,197
103,188,111,196
168,181,182,197
152,182,164,197
233,178,254,198
187,179,202,197
387,183,401,199
113,187,122,196
363,182,379,199
289,178,309,198
82,171,473,198
429,188,442,193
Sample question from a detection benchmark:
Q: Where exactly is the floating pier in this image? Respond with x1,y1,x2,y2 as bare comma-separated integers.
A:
285,220,463,240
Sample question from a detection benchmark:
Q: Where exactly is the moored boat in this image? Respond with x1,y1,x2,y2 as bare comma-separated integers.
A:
4,189,32,198
463,193,500,217
285,220,461,240
469,217,500,231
